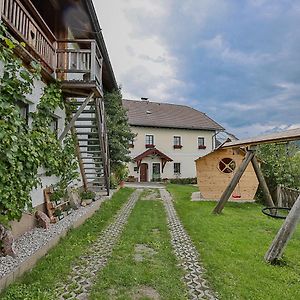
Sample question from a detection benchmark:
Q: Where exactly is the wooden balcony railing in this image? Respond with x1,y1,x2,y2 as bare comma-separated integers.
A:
1,0,56,71
1,0,104,94
56,40,103,91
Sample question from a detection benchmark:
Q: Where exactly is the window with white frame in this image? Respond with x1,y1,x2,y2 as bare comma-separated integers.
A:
198,137,206,149
145,134,154,145
173,136,182,149
174,162,181,174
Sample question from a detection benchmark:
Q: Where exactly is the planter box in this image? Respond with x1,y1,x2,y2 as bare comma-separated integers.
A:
198,145,206,149
145,144,155,148
173,145,183,149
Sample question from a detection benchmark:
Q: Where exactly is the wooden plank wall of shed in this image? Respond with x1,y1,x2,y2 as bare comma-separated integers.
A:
196,148,259,200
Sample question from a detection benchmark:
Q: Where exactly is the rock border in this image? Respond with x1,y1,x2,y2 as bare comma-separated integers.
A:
0,191,116,293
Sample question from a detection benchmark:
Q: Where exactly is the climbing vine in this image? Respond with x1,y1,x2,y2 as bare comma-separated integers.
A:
0,25,78,223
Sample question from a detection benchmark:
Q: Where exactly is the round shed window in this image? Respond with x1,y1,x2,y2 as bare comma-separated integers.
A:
218,158,236,173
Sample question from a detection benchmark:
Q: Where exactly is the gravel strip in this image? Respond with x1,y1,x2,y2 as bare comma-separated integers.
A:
160,189,218,300
0,193,111,279
55,189,143,300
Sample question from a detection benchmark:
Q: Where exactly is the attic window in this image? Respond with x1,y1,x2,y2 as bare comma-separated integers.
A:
218,158,236,174
146,110,152,114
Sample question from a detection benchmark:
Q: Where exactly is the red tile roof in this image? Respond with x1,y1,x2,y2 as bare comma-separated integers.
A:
122,99,224,131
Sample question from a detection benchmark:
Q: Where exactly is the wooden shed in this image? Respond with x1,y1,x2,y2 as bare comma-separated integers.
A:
195,148,259,200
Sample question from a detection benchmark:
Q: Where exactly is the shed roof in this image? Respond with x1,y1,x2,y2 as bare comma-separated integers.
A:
122,99,224,131
222,128,300,149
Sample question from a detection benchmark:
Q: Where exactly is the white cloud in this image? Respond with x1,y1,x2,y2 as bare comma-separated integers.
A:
198,35,272,65
95,0,184,101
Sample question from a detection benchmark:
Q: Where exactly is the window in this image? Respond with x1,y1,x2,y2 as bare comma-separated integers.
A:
17,101,29,125
218,158,236,173
129,139,134,148
174,163,181,174
145,134,154,148
173,136,182,149
50,117,59,137
198,137,206,149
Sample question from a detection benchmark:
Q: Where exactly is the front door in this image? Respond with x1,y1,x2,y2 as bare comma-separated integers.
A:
140,163,148,182
152,163,161,181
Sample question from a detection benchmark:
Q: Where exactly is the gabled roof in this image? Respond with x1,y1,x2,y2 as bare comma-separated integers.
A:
134,148,173,162
122,99,224,131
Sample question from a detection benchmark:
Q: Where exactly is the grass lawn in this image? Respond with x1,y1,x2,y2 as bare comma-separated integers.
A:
90,189,187,300
1,188,135,300
167,184,300,300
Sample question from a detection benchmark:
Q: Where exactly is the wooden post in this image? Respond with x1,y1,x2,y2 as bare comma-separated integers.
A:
251,156,275,207
265,194,300,263
58,92,94,142
276,184,282,207
95,98,109,195
213,150,255,214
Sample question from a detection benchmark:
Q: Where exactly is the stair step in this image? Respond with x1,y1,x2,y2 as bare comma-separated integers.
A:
75,125,97,129
81,157,102,160
84,167,103,170
80,151,101,154
78,144,100,147
76,132,99,135
77,138,99,142
74,110,96,114
76,118,96,121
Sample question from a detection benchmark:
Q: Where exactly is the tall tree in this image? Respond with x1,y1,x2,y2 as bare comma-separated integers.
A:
104,88,135,171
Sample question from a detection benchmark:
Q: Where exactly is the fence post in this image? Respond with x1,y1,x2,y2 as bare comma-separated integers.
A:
276,184,282,207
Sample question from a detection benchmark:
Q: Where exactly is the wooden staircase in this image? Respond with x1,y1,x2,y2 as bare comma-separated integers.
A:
66,94,110,195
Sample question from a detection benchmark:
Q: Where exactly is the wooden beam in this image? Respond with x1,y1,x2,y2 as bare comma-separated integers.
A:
265,194,300,263
95,98,109,195
251,156,275,207
58,92,94,142
213,150,255,214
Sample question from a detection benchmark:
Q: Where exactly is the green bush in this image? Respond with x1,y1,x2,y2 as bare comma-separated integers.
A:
169,177,197,184
80,190,96,200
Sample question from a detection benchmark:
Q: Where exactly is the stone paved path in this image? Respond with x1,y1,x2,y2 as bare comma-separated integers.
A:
160,189,218,300
55,189,142,300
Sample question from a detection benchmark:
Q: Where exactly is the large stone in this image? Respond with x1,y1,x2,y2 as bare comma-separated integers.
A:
35,211,50,230
0,224,17,257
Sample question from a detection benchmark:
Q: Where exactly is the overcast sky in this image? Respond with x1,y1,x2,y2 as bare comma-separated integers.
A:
95,0,300,138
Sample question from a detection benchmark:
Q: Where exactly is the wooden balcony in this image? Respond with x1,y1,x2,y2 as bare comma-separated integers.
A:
1,0,56,72
1,0,104,97
56,40,103,97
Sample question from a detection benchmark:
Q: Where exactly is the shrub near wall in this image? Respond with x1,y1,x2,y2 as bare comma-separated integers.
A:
169,178,197,184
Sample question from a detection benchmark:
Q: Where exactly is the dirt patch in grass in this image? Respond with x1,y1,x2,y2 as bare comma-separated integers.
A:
134,244,157,262
132,286,161,300
141,189,161,201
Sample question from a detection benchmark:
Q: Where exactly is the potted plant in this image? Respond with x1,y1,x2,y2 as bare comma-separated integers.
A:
115,164,129,188
50,189,65,206
53,209,64,221
80,190,96,205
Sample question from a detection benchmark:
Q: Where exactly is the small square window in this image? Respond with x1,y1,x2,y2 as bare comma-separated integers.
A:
134,167,138,172
198,137,206,149
173,136,182,149
174,163,181,174
145,134,154,147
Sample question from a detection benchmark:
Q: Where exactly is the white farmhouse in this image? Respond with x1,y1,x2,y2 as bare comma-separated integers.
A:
123,99,224,182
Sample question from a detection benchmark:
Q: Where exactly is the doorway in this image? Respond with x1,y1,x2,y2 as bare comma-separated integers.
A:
140,163,148,182
152,163,161,181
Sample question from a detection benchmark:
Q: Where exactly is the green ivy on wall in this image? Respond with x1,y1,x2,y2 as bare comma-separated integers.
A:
0,25,78,224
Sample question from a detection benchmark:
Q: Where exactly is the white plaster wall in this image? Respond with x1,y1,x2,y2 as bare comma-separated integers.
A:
128,126,216,181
